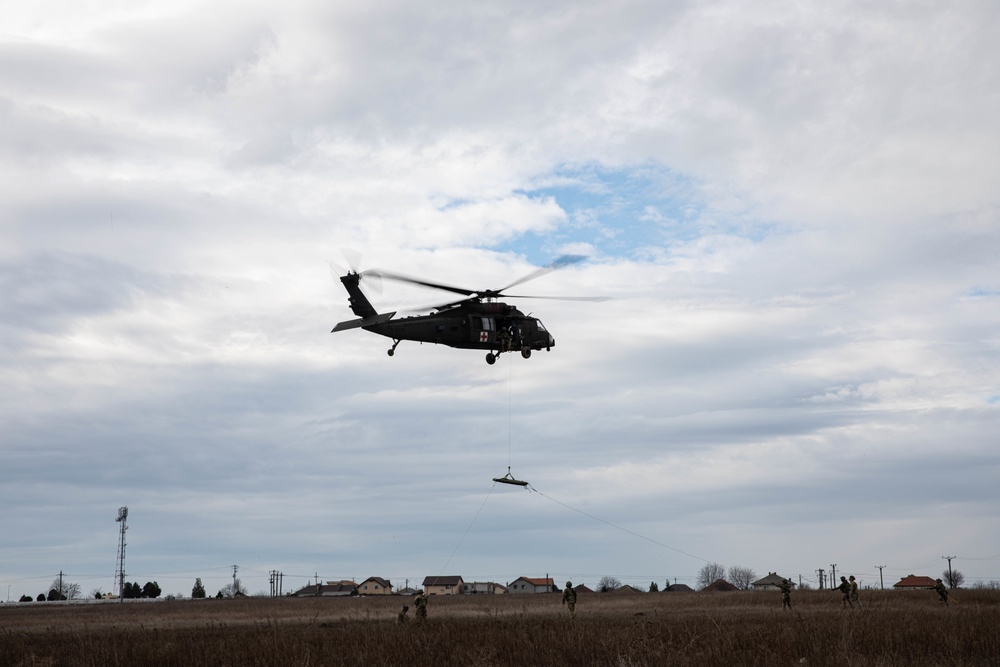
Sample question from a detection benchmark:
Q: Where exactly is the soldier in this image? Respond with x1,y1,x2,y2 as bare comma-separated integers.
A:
779,579,792,610
933,578,949,606
397,604,409,624
562,580,577,618
849,575,859,606
836,576,853,608
414,590,428,622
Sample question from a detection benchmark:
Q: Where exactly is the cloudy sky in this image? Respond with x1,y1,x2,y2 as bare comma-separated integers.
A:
3,0,999,599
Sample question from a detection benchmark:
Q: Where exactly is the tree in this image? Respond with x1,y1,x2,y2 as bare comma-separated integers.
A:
649,581,659,592
47,588,65,601
48,578,81,600
218,579,248,598
123,582,144,599
728,566,757,591
143,581,162,599
597,576,622,592
697,562,727,590
943,569,965,588
192,578,207,599
19,594,33,603
36,593,45,602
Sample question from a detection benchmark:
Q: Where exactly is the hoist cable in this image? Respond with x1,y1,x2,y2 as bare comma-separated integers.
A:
526,485,712,564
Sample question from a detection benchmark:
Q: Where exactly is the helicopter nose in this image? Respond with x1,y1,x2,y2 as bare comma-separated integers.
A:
548,333,555,347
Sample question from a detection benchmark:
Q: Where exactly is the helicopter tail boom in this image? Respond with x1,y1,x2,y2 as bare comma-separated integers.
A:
333,271,396,332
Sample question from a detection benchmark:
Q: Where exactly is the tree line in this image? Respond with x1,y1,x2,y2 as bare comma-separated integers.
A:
16,578,161,602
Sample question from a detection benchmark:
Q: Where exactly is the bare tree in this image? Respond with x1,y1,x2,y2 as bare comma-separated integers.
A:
696,563,726,590
218,579,248,598
597,576,622,592
943,569,965,588
728,566,757,591
48,578,81,600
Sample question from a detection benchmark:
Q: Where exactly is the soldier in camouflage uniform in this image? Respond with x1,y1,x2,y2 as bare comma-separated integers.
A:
779,579,792,610
933,578,949,606
836,576,853,608
414,591,428,621
397,604,409,623
562,581,577,618
849,575,859,606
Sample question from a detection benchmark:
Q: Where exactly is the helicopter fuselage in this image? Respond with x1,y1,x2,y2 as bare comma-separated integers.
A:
368,302,554,352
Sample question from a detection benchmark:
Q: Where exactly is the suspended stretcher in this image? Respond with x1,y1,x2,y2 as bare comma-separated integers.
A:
493,468,529,487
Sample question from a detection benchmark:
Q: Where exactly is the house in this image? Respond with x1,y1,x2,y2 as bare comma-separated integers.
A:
665,583,694,592
894,575,936,590
752,572,796,591
464,581,507,595
611,584,643,594
701,578,739,592
397,587,421,596
292,581,357,597
358,577,392,595
508,577,555,594
422,575,464,595
573,584,595,594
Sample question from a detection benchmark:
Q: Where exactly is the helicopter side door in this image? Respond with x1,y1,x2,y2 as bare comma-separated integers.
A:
472,316,495,346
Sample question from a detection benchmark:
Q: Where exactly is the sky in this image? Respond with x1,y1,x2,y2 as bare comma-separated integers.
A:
2,0,999,600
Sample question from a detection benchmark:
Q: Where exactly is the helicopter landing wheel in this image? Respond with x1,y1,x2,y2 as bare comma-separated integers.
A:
387,349,394,357
388,339,401,357
521,348,531,359
486,352,496,365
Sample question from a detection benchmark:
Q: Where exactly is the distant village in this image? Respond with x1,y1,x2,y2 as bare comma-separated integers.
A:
290,573,951,597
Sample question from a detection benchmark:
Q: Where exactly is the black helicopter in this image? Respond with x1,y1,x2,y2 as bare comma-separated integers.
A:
331,255,607,364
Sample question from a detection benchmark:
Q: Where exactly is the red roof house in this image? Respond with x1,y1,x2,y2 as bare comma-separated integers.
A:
893,575,936,589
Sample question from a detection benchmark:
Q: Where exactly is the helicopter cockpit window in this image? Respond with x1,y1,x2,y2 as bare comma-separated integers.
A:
536,320,547,332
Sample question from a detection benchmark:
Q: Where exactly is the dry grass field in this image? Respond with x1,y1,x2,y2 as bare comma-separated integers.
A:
2,589,997,666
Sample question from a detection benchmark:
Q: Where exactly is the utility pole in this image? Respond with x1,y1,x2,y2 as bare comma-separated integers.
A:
817,568,825,590
58,571,64,599
875,565,886,590
830,564,837,585
942,556,955,587
232,565,238,596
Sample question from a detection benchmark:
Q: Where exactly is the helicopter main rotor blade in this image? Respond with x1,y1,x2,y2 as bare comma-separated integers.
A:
374,270,478,297
502,294,611,302
499,254,586,292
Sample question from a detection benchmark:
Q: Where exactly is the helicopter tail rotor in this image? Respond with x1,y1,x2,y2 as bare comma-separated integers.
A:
327,249,382,296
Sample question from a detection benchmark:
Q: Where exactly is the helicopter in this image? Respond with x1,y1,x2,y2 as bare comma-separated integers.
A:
331,255,607,364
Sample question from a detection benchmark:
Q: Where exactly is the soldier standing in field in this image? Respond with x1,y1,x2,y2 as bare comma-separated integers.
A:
562,581,577,618
836,576,853,608
779,579,792,610
933,578,949,606
849,575,859,606
397,605,409,624
414,591,428,622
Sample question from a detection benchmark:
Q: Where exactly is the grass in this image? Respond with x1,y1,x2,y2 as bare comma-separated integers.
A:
1,589,997,666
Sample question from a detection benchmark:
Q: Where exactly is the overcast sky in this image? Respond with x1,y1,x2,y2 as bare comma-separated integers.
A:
3,0,999,600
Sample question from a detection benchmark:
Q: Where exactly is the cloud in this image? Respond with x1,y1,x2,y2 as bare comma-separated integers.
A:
2,0,999,597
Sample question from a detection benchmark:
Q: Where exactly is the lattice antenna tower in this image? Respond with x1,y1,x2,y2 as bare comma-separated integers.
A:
114,506,128,599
